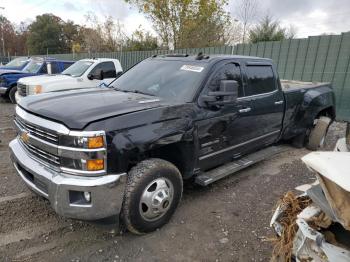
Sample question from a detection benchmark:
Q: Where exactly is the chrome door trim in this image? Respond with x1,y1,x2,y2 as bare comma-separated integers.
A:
199,130,280,161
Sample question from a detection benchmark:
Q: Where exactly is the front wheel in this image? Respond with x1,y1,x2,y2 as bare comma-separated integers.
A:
306,116,332,150
121,158,183,234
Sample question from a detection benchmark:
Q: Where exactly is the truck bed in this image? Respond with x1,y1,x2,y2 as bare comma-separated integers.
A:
281,80,330,92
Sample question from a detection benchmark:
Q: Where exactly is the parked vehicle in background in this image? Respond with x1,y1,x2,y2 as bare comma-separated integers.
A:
271,123,350,262
0,57,30,70
0,57,74,103
15,58,123,103
10,54,335,234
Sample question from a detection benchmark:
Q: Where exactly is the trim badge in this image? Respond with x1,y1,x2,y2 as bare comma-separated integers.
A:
21,131,30,144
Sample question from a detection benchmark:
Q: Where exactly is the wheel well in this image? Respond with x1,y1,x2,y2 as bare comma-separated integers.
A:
145,142,190,177
317,106,336,121
5,83,17,96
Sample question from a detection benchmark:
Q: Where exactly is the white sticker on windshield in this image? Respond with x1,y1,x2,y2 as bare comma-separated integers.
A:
180,65,204,73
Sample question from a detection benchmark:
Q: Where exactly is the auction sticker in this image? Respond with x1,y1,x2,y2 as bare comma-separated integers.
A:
180,65,204,73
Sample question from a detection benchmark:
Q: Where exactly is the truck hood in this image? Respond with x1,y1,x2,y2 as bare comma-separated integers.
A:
19,88,167,129
19,74,74,85
0,69,23,75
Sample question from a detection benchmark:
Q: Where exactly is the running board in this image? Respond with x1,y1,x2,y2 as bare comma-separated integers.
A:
195,145,290,186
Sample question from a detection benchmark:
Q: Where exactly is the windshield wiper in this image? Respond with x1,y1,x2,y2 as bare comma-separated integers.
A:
114,88,155,96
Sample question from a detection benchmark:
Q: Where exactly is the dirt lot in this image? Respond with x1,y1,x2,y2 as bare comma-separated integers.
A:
0,97,346,262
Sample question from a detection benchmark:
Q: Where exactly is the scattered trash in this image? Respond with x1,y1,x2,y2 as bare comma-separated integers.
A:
270,149,350,262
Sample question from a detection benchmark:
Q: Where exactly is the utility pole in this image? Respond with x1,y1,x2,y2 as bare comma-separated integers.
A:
0,7,5,58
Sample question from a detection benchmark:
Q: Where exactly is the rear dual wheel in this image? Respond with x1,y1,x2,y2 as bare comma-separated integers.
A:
306,116,331,151
121,158,183,234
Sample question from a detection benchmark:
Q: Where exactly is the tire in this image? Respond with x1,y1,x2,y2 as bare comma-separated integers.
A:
121,158,183,234
306,116,331,151
9,86,17,104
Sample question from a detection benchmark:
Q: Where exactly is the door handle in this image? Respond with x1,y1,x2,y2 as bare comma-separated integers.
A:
239,107,251,113
274,100,284,105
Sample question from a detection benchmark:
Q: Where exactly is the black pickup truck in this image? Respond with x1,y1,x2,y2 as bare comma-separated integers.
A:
10,54,335,234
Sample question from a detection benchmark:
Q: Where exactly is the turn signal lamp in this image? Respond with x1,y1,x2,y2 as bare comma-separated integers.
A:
33,85,43,94
87,159,104,171
88,136,104,149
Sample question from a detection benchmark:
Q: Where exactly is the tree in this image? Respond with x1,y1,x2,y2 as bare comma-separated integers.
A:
82,13,124,53
125,0,232,49
0,15,16,56
235,0,259,43
62,20,83,52
248,15,294,43
125,26,158,51
27,14,67,54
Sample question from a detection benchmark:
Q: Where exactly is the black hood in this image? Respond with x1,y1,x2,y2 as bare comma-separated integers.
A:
19,88,168,129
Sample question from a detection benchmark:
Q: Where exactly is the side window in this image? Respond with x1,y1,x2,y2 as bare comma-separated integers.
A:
50,62,60,74
63,62,72,70
208,63,243,97
245,65,276,96
90,62,117,78
39,63,47,74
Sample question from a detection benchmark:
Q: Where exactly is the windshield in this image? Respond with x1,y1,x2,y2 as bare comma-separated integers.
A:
23,60,44,73
111,59,208,102
5,57,28,68
62,60,93,77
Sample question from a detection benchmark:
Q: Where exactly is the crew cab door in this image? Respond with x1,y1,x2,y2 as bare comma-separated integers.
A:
88,61,117,87
241,63,285,148
196,61,255,171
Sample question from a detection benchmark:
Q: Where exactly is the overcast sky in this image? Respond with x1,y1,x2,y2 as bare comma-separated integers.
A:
1,0,350,38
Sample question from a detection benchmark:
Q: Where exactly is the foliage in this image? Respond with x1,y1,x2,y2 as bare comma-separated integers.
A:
27,14,67,54
234,0,259,43
83,13,123,53
125,0,233,49
0,15,27,56
124,26,158,51
248,15,295,43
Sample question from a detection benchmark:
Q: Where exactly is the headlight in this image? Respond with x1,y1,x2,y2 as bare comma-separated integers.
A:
59,132,106,149
33,85,42,94
58,131,107,174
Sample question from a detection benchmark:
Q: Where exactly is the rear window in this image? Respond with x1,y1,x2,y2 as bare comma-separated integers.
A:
245,65,276,96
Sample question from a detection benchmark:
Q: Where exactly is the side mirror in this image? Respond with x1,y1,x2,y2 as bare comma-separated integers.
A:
88,69,104,80
115,71,123,79
201,80,239,107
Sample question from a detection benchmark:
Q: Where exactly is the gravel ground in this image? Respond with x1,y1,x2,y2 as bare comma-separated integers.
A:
0,97,346,262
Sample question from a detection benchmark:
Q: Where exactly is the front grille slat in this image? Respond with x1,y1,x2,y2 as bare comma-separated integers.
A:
17,83,27,96
16,117,58,144
15,115,60,168
20,140,60,166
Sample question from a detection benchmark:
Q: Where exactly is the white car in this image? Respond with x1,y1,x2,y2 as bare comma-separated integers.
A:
15,58,122,103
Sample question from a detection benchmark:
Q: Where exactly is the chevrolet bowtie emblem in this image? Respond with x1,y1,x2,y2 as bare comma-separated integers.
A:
21,131,30,143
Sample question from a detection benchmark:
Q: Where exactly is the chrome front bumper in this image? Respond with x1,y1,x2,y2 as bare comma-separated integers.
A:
0,86,8,94
10,138,126,220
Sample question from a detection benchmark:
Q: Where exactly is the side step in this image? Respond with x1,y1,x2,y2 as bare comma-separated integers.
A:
195,145,290,186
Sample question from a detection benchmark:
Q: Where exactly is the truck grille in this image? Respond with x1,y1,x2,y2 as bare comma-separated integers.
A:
19,139,60,166
17,83,27,97
15,116,59,145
